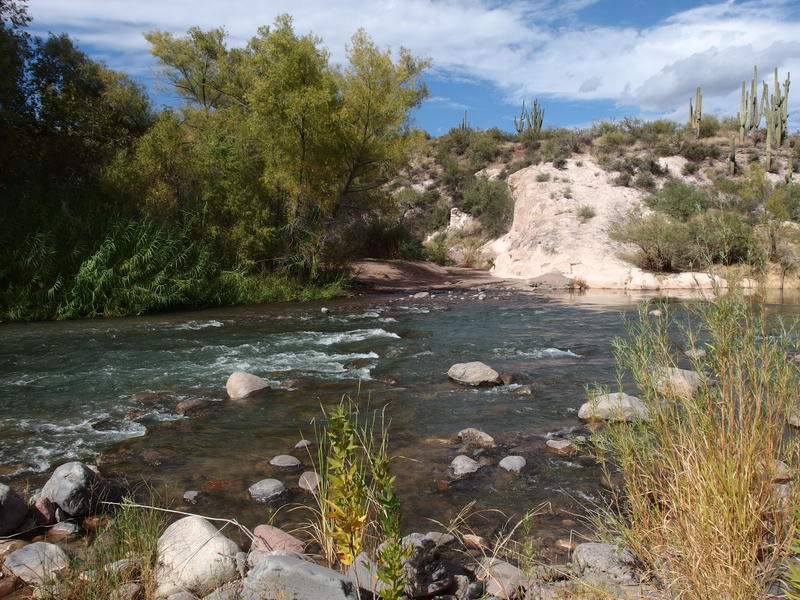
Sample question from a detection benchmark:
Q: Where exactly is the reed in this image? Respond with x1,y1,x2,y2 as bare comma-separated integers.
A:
592,293,800,599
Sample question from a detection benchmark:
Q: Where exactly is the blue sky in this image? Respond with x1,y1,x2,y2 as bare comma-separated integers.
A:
28,0,800,135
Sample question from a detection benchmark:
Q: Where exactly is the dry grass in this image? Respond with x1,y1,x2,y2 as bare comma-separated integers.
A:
592,293,800,600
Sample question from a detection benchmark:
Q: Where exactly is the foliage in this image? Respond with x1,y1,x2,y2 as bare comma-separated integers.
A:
460,178,513,237
576,204,596,223
425,233,452,265
594,297,799,600
680,141,721,162
645,180,709,220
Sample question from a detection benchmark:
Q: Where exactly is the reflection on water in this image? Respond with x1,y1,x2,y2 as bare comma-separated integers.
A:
2,288,799,551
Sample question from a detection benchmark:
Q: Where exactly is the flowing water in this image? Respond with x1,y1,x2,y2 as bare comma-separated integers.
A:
2,289,797,553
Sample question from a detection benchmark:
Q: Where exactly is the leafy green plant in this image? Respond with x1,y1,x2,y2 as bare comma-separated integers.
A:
460,177,513,237
645,180,709,220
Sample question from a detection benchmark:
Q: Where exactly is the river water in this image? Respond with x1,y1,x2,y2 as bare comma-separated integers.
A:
2,289,796,553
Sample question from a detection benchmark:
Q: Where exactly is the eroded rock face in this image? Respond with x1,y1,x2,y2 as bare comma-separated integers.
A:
39,461,101,517
225,371,270,400
578,392,649,422
447,362,502,386
650,367,706,399
0,484,27,536
239,554,356,600
4,541,69,585
155,516,240,598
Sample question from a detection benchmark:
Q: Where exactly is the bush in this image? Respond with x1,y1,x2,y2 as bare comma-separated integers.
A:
766,184,800,221
535,172,551,182
682,162,700,176
681,141,721,162
596,296,800,600
645,180,709,220
576,204,596,223
698,114,721,138
460,177,513,237
635,173,656,190
610,211,692,271
425,232,451,265
343,218,425,260
614,172,632,187
552,157,567,169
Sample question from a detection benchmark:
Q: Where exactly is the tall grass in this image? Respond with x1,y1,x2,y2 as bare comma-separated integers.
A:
39,497,166,600
593,293,799,599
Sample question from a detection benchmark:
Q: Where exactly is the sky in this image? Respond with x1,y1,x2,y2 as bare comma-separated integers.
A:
27,0,800,135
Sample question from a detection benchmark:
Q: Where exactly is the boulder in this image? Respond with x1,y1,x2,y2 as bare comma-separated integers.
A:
0,484,27,536
248,479,286,503
478,557,527,599
578,392,649,422
239,554,356,600
4,541,69,585
458,428,496,448
651,366,706,399
788,406,800,428
770,459,793,484
546,439,579,457
447,362,502,386
572,542,637,585
251,524,304,554
298,471,320,493
450,455,481,477
32,496,56,526
155,516,240,598
498,456,526,473
39,461,101,517
225,372,270,400
269,455,301,469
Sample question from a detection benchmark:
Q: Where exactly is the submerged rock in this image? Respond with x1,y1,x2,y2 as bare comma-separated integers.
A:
578,392,649,422
458,427,496,448
248,479,286,503
498,456,526,473
448,362,502,386
450,455,481,477
155,516,240,598
269,455,301,469
0,483,27,536
226,371,270,400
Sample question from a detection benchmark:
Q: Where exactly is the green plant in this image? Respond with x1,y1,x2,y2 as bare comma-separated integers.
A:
425,233,451,266
681,141,721,162
514,99,545,139
613,172,631,187
460,177,513,237
634,173,655,190
594,295,800,600
688,86,702,138
553,157,567,169
576,204,596,223
535,172,551,182
645,180,709,220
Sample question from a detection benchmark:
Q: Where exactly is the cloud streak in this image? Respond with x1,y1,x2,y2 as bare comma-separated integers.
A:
28,0,800,121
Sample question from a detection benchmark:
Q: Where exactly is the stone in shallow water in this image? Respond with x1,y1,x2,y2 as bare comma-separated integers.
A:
498,455,526,473
546,439,578,457
298,471,320,493
447,362,502,386
294,439,312,449
248,479,286,503
578,392,648,422
458,427,496,448
450,455,481,477
650,366,706,399
225,371,270,400
269,455,301,468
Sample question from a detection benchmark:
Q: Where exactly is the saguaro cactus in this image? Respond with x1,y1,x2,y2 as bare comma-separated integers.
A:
514,99,544,139
728,136,737,175
689,87,702,139
738,66,762,143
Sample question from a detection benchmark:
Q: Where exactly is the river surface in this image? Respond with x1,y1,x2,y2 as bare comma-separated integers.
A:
2,289,798,554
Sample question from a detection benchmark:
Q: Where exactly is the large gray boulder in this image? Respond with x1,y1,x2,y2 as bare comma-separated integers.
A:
39,461,100,517
578,392,649,422
226,372,270,400
4,541,69,585
155,516,240,598
0,483,28,535
651,366,706,399
572,542,637,585
447,362,502,386
239,554,356,600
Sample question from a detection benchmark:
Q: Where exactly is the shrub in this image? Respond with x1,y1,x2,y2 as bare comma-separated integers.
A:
766,184,800,221
425,232,451,265
698,114,721,138
610,211,692,271
596,296,800,600
682,161,700,176
598,130,628,154
535,172,551,182
635,173,656,190
613,173,632,187
681,141,721,162
344,218,425,260
553,157,567,169
460,177,513,237
576,204,596,223
645,180,709,220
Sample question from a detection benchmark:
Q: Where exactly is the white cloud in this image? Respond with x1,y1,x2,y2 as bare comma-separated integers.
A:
27,0,800,121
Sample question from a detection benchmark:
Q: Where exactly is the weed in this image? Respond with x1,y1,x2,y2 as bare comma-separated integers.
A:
576,205,595,223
